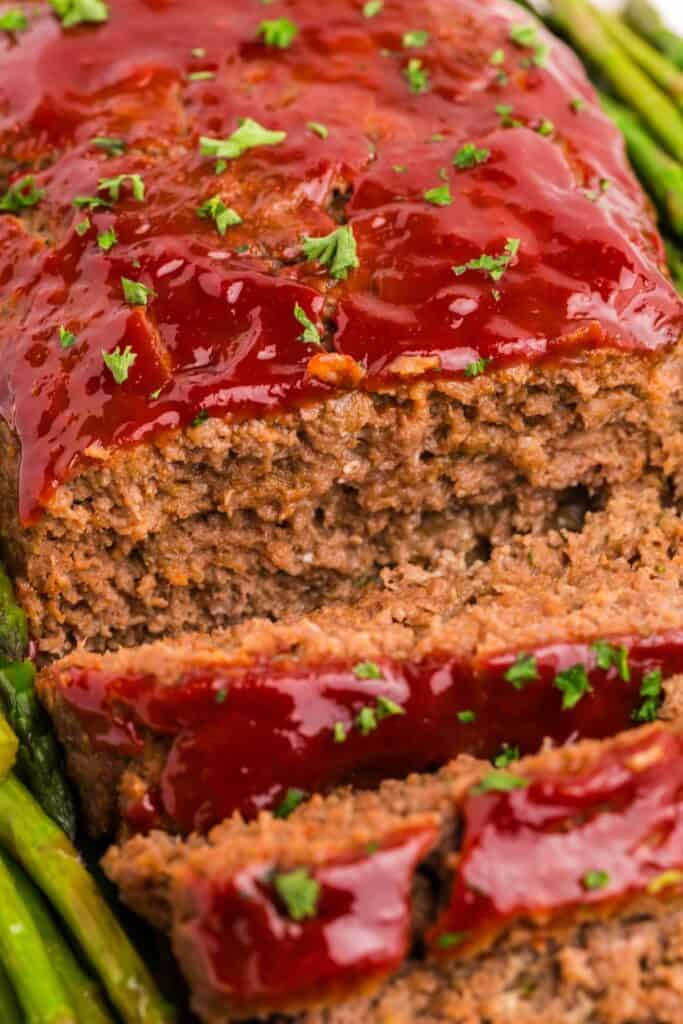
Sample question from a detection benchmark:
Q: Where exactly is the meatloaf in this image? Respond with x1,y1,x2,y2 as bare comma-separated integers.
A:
103,723,683,1022
38,474,683,837
1,0,682,659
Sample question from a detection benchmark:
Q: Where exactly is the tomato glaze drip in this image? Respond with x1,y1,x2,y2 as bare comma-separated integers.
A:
431,726,683,956
0,0,680,521
176,826,436,1010
59,630,683,834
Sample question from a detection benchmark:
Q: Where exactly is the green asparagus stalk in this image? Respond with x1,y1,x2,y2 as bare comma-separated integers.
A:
596,10,683,107
0,846,75,1023
0,960,21,1023
600,91,683,237
0,566,28,663
548,0,683,161
0,659,77,839
665,238,683,293
2,850,115,1024
0,773,175,1024
623,0,683,70
0,710,18,778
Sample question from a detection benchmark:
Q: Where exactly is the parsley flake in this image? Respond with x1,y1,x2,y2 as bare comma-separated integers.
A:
98,173,145,202
49,0,109,28
75,217,90,236
453,143,490,169
333,721,347,744
215,687,227,704
103,345,137,384
403,29,429,48
197,195,242,235
121,277,156,306
294,303,321,346
496,103,523,128
453,238,520,282
363,0,382,16
494,743,520,768
97,225,117,251
58,325,76,350
464,358,491,378
536,118,554,136
200,118,286,161
302,225,359,280
458,710,476,723
353,661,382,680
509,22,549,67
592,641,630,681
191,411,209,427
404,58,430,94
554,664,592,709
91,136,127,157
489,48,505,66
571,97,585,113
437,931,469,949
632,669,663,723
0,9,27,31
274,868,320,921
376,695,405,720
424,183,452,207
258,17,298,49
274,788,308,819
73,195,111,211
356,706,377,736
472,770,528,795
187,70,215,82
0,176,44,212
582,869,609,891
504,652,539,689
307,121,329,139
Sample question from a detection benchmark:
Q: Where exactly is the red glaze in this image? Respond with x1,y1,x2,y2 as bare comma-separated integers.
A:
59,630,683,834
0,0,680,521
431,726,683,955
175,826,436,1010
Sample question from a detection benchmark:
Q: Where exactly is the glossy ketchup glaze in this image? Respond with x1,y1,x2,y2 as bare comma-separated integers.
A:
175,826,437,1010
431,726,683,956
0,0,680,521
59,629,683,834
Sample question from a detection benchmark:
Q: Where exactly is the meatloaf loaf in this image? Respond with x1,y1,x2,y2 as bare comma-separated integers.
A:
103,723,683,1022
38,474,683,838
1,0,682,659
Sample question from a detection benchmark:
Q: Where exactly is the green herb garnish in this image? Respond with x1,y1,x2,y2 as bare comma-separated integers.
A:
0,9,27,31
353,661,382,680
49,0,108,28
258,16,298,48
453,143,490,169
0,176,44,211
294,303,321,345
91,137,127,157
472,770,528,794
453,238,520,282
102,345,137,384
632,669,663,723
197,195,242,235
121,277,156,306
307,121,329,139
582,869,610,891
403,29,429,48
424,183,452,207
274,788,308,819
404,58,430,94
58,326,76,350
464,358,491,378
274,868,320,921
97,225,117,252
554,664,592,710
302,225,359,280
504,652,538,689
200,118,287,161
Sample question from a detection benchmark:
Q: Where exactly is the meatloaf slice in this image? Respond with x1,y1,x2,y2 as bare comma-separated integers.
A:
1,0,682,659
102,724,683,1022
38,476,683,838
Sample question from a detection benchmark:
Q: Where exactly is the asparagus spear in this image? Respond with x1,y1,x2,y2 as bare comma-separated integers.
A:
0,658,77,839
0,773,175,1024
0,960,21,1023
2,850,114,1024
665,238,683,293
600,91,683,237
623,0,683,70
0,708,18,778
0,846,75,1023
596,10,683,107
0,565,27,663
548,0,683,161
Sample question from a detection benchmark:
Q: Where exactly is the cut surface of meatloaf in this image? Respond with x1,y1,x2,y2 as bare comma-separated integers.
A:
103,724,683,1022
38,475,683,838
1,0,682,659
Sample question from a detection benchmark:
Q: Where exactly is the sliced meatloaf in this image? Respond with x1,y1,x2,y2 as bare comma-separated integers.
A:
38,475,683,837
1,0,682,659
103,723,683,1022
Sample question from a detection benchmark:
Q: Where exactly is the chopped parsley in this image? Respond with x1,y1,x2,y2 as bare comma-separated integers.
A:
121,277,156,306
356,695,404,735
496,103,523,128
453,143,490,169
274,788,308,819
0,9,27,31
647,869,683,895
103,345,137,384
353,661,382,680
437,931,469,949
307,121,329,139
458,710,476,723
294,303,321,345
191,410,209,427
197,195,242,235
376,695,405,720
464,358,491,378
536,118,554,137
0,176,44,211
73,195,111,210
258,17,298,49
91,136,127,157
592,641,630,681
363,0,382,16
200,118,286,161
356,705,377,736
58,325,76,350
333,721,348,744
570,97,586,113
302,225,359,281
424,183,452,207
403,29,429,48
632,668,663,723
582,869,609,891
75,217,90,236
489,48,505,66
274,868,320,921
49,0,109,28
509,22,549,67
187,70,215,82
214,687,227,703
404,58,430,94
98,173,145,202
453,238,520,282
554,664,592,710
97,225,117,251
504,652,538,689
472,770,528,795
494,743,520,768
